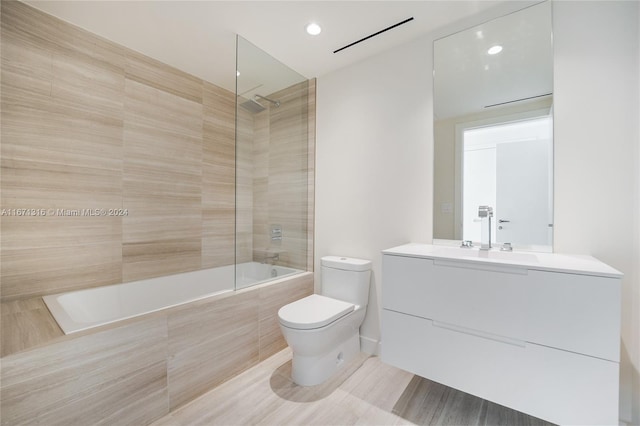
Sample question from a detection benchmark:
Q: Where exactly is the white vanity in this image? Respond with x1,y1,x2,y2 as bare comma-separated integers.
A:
381,243,622,425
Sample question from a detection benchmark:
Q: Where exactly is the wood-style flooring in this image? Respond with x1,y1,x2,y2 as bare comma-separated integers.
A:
152,348,555,426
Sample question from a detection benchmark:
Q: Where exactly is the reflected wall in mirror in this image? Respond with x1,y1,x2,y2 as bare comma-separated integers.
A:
433,1,553,251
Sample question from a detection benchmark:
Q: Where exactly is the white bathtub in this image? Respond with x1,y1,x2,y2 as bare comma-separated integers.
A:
43,262,302,334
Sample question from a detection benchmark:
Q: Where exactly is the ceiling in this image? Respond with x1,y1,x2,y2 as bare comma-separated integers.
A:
434,1,553,119
24,0,517,93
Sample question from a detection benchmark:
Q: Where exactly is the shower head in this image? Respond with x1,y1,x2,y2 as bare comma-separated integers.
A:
254,94,280,108
239,94,281,114
240,98,266,113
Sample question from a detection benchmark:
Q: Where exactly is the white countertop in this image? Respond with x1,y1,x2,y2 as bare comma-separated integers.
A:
382,243,623,278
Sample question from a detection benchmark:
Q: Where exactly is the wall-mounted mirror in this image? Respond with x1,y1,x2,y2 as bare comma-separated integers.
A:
433,1,553,251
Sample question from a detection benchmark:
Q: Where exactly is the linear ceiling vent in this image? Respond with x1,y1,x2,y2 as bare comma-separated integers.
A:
484,93,553,109
333,17,414,54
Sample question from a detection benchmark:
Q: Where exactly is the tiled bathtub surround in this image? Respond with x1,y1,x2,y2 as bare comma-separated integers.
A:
0,0,233,300
0,1,316,301
0,272,314,425
0,3,317,423
1,3,317,423
247,82,314,272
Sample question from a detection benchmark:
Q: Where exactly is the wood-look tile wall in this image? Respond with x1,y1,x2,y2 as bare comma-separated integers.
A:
246,81,315,271
202,82,237,268
306,79,316,272
1,0,125,301
1,317,169,426
0,272,314,425
236,106,255,264
0,1,238,301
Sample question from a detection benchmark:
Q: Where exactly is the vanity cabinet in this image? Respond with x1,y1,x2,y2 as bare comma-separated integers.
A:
381,244,622,425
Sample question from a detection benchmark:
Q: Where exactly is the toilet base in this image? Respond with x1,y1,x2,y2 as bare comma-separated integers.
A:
291,331,360,387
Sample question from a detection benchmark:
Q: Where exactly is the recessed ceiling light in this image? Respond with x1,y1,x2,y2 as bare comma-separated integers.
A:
305,22,322,36
487,45,503,55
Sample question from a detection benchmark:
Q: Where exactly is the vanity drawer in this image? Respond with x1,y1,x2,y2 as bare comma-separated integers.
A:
381,309,619,426
382,254,437,318
525,270,621,361
429,259,527,340
382,254,527,340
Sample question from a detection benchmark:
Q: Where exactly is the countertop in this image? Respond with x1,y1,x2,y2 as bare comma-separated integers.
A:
382,243,623,278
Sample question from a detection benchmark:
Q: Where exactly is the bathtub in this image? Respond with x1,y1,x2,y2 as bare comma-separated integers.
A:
43,262,303,334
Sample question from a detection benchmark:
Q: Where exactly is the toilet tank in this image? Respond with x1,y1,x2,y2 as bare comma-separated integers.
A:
321,256,372,307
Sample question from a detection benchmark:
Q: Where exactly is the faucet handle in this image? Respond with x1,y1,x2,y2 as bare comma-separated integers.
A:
478,205,493,218
460,240,473,248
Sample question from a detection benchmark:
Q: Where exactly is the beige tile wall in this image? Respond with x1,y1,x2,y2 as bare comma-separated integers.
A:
202,82,237,268
1,317,169,426
1,298,64,356
1,0,125,301
236,106,255,264
167,290,260,409
1,2,315,302
0,2,317,423
0,1,238,301
247,81,314,271
306,79,317,272
0,272,314,425
122,78,204,282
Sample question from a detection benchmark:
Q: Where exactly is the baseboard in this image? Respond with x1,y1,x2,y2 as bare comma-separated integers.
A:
360,335,380,355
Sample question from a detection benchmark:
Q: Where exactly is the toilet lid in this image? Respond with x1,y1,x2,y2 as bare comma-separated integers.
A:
278,294,355,330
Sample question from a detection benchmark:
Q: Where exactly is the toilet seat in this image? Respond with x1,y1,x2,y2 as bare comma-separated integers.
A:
278,294,354,330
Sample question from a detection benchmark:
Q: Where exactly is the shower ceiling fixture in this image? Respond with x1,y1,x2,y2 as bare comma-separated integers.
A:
239,94,281,114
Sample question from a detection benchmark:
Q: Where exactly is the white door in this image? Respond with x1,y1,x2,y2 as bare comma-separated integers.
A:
495,139,552,245
462,147,496,242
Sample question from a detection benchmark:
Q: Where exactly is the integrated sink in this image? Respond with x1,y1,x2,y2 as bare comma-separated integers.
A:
433,247,539,263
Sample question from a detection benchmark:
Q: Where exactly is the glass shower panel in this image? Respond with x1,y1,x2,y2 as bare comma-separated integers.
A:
235,36,310,290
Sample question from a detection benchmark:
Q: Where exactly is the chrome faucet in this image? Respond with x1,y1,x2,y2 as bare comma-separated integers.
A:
478,205,493,251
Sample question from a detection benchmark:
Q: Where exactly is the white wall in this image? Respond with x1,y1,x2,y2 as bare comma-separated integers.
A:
553,2,639,422
316,0,639,423
315,37,432,351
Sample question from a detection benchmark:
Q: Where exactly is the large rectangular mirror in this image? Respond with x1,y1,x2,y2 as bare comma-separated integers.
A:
433,1,553,251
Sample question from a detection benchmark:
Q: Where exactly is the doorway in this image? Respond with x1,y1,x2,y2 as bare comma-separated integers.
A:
461,115,553,247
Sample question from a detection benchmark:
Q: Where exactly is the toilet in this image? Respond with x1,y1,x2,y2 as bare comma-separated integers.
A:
278,255,371,386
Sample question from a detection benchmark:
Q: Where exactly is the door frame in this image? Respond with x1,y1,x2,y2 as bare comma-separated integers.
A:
454,108,552,247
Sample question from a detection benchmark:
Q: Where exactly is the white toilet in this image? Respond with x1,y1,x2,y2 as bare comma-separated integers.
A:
278,255,371,386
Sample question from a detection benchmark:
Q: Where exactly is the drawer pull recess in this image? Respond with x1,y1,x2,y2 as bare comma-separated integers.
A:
432,259,528,275
432,320,526,348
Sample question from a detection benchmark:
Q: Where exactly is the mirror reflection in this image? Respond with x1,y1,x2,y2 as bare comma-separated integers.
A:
433,1,553,250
